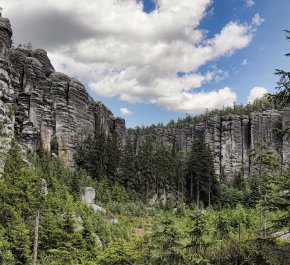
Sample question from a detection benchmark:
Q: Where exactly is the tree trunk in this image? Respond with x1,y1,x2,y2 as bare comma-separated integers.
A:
208,188,211,208
190,177,193,203
32,209,40,265
259,208,263,238
196,179,200,209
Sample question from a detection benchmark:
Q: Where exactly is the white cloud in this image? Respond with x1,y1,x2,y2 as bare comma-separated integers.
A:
2,0,262,113
120,107,133,116
242,58,248,66
248,87,268,103
252,13,265,26
245,0,255,7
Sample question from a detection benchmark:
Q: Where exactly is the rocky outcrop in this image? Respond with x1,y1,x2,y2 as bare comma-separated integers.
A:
82,187,106,214
0,14,289,180
131,110,290,179
0,15,126,169
0,17,15,171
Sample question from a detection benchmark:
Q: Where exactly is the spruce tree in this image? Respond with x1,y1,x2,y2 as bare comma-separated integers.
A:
0,143,40,264
186,139,217,207
268,30,290,107
119,134,136,188
106,132,121,182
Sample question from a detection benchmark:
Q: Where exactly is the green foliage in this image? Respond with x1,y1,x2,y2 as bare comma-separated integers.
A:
267,30,290,108
186,139,218,207
149,215,184,265
1,144,289,264
266,168,290,231
8,103,18,120
0,143,40,264
0,226,15,264
186,211,207,255
97,237,140,265
75,131,121,182
50,135,59,155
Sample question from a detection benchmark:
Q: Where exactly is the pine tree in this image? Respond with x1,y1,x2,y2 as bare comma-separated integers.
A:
119,134,136,188
186,139,217,207
75,131,108,181
266,168,290,231
267,30,290,107
154,140,175,193
150,215,184,265
135,137,156,197
106,132,121,182
185,211,207,257
173,150,187,204
0,143,40,264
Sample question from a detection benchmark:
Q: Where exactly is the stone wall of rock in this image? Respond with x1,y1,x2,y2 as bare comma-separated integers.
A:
0,15,126,169
0,14,289,179
0,17,15,171
131,110,290,179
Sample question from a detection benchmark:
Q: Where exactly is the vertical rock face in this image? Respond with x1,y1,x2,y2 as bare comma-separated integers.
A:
131,110,290,179
0,17,14,171
0,15,126,169
0,15,289,179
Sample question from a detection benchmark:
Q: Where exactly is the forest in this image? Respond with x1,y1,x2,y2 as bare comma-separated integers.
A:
0,33,289,265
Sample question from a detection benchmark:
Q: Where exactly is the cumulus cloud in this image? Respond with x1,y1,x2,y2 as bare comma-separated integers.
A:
120,107,133,116
252,13,265,26
245,0,255,7
242,58,248,66
2,0,262,112
248,87,268,103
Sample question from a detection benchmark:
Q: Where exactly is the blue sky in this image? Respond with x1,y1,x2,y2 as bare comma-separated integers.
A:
94,0,290,127
2,0,290,128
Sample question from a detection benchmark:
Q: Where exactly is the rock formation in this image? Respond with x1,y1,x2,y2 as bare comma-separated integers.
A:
131,110,290,179
0,14,289,180
0,15,126,170
82,187,106,214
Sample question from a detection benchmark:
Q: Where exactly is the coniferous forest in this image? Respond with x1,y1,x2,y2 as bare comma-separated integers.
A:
0,10,290,265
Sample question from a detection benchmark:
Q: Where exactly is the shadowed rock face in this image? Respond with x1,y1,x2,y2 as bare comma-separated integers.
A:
0,15,126,169
131,110,290,179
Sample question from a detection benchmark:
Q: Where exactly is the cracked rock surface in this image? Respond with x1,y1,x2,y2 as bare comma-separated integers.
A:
0,15,126,170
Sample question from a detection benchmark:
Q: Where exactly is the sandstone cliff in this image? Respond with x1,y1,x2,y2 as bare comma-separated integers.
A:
131,110,290,179
0,14,289,180
0,15,126,169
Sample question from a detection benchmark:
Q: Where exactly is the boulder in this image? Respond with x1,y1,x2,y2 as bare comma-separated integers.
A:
82,187,96,204
82,187,106,214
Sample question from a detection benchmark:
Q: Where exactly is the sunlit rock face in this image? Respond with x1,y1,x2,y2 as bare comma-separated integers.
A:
0,15,126,169
131,110,290,180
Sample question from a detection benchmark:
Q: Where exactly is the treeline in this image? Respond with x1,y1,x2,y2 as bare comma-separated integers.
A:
129,96,282,135
75,131,220,207
74,131,274,210
1,142,289,264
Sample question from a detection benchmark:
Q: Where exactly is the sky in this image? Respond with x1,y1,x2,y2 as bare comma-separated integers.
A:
0,0,289,128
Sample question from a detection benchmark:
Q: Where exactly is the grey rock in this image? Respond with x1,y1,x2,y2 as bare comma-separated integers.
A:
0,15,126,170
149,193,158,206
274,231,290,241
90,204,106,214
82,187,96,204
109,218,118,224
131,110,290,180
92,233,103,249
0,14,289,182
74,214,84,232
82,187,106,214
149,189,167,206
41,178,48,196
